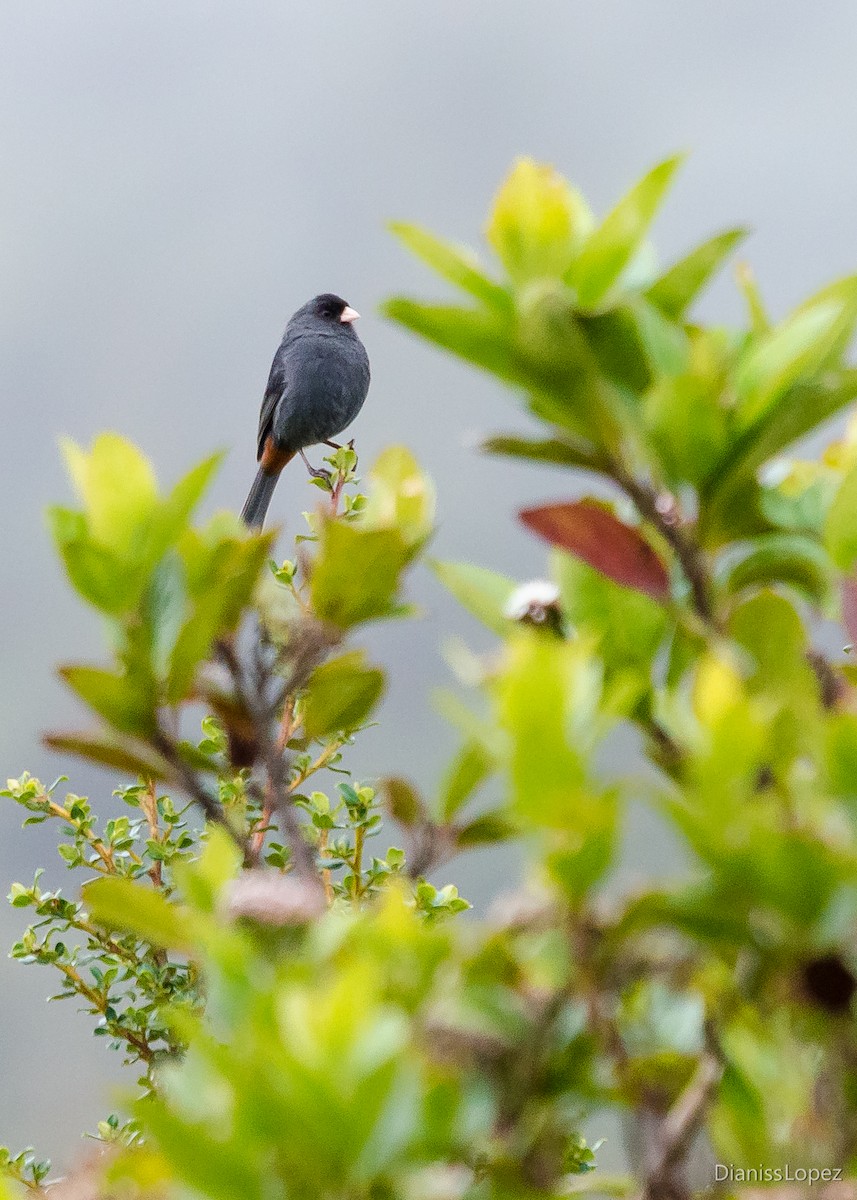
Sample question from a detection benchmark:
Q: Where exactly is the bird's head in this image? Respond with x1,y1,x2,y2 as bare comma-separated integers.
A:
303,293,360,325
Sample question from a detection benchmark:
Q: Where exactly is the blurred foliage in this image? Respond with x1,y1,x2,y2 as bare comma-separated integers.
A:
5,156,857,1199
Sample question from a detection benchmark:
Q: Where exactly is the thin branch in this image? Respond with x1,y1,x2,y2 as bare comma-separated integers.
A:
151,729,249,860
40,794,117,873
318,828,334,903
351,825,365,900
243,632,325,892
609,459,716,628
53,961,154,1062
640,714,685,779
251,696,296,860
287,737,346,794
259,722,323,891
140,778,163,888
641,1051,722,1200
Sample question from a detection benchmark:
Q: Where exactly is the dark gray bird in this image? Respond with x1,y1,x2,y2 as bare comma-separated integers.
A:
241,293,370,527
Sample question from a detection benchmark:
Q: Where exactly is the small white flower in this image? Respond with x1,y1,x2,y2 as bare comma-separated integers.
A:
759,457,793,487
503,579,561,623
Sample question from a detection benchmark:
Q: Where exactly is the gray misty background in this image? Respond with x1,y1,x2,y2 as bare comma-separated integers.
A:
2,0,857,1168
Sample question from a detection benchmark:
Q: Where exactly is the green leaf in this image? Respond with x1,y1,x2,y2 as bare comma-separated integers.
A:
644,374,729,489
144,452,225,565
49,448,226,619
382,299,522,384
581,300,691,392
647,226,748,318
500,632,617,898
825,459,857,571
735,276,857,430
713,1014,823,1162
499,635,589,829
717,533,833,604
380,776,424,827
42,732,170,779
167,596,226,704
711,1063,771,1163
59,665,156,735
176,826,242,913
61,433,158,554
361,446,435,552
145,551,189,679
388,221,512,311
84,876,195,950
431,560,516,637
302,652,386,739
758,462,837,536
0,1176,18,1200
481,432,602,471
140,1102,267,1200
486,157,593,283
553,550,668,674
515,291,624,439
168,529,274,699
48,506,145,614
735,261,770,334
619,883,757,946
439,740,494,821
630,298,691,375
311,521,409,628
578,308,652,393
701,370,857,546
727,591,812,698
454,810,518,848
572,156,683,308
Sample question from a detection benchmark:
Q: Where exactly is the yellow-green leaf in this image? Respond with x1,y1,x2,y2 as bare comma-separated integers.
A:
431,560,516,637
311,521,409,628
439,739,493,821
736,277,857,430
572,156,683,309
61,432,158,553
647,226,748,318
361,446,435,551
486,157,592,283
85,876,196,950
825,459,857,571
59,665,156,735
388,221,511,311
499,635,589,828
302,651,386,739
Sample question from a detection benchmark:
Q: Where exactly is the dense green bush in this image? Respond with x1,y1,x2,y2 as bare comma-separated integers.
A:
5,156,857,1199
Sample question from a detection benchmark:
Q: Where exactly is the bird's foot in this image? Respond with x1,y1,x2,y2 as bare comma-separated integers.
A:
299,450,332,483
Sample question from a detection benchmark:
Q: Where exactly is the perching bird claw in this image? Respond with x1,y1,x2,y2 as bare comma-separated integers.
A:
299,450,333,483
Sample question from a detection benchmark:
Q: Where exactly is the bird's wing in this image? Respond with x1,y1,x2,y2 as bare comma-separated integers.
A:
256,352,289,461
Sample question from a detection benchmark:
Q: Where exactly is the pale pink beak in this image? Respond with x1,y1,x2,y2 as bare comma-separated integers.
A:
340,305,360,323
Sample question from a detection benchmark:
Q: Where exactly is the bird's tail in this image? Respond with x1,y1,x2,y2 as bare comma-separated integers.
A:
240,467,281,528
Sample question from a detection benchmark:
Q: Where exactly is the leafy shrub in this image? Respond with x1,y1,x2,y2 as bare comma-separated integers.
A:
5,156,857,1199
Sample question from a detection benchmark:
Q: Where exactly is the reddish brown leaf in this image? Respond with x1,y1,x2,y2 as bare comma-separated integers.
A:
520,499,670,600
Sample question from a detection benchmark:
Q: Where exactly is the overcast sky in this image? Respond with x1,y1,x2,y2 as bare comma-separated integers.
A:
3,0,857,1166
